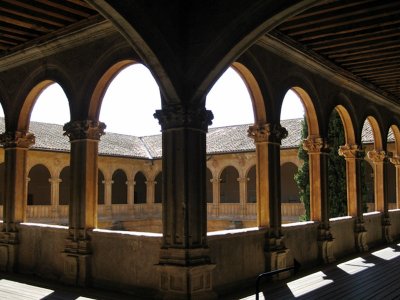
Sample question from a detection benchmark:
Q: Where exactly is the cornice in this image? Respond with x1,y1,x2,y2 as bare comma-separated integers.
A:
0,18,116,72
257,32,400,115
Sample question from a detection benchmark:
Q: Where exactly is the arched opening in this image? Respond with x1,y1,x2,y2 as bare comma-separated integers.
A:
134,172,147,204
387,128,396,209
281,162,303,223
154,172,162,204
364,162,375,212
112,169,127,204
247,166,256,203
97,63,161,136
27,165,51,205
98,170,105,205
219,166,240,203
59,166,70,205
389,125,400,209
206,169,213,204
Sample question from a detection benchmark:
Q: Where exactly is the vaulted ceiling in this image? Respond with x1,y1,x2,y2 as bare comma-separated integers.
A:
1,0,399,102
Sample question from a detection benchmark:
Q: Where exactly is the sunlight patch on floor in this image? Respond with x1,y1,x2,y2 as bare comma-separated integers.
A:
337,257,375,275
372,246,400,261
0,279,54,299
287,271,333,297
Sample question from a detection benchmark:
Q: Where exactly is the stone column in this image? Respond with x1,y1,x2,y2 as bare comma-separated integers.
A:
0,130,34,271
154,105,215,299
390,156,400,210
49,177,62,220
248,123,290,275
103,179,113,218
211,178,220,217
62,120,105,286
127,180,135,205
146,180,155,204
238,177,247,217
303,136,334,263
339,144,368,252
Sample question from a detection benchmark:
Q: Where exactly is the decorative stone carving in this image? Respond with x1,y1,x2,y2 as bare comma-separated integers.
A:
318,225,335,263
0,131,35,148
389,155,400,166
63,120,106,141
247,123,288,144
302,136,327,154
154,105,213,131
338,144,364,160
367,150,386,163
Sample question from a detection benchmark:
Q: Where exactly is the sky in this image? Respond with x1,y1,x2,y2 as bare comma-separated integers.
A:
8,65,305,136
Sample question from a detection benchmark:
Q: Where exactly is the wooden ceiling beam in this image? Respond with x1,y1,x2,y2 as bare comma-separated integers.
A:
340,54,400,67
0,25,38,37
2,0,78,22
0,15,51,33
322,38,400,56
35,0,91,18
328,44,400,59
0,6,66,27
336,49,400,63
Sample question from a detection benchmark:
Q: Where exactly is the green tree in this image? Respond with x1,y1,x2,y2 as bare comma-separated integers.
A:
295,111,368,221
294,117,310,220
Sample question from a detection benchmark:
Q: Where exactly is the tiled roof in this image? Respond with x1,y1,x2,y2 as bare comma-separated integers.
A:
0,118,392,159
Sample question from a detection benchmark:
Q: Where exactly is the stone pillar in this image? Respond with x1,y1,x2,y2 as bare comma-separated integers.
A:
62,120,105,286
390,156,400,210
154,105,215,299
238,177,247,217
211,178,220,217
339,144,368,252
103,179,113,217
0,131,34,271
49,177,62,220
146,180,155,204
367,150,386,211
127,180,135,205
303,136,334,263
248,123,290,274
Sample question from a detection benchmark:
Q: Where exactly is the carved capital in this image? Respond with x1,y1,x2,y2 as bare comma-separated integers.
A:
390,155,400,166
367,150,386,163
338,144,364,159
154,105,213,131
302,136,327,154
247,123,288,144
0,131,35,149
63,120,106,141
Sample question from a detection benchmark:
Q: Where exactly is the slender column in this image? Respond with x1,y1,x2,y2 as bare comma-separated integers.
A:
146,180,155,204
238,177,247,217
390,156,400,209
211,178,220,217
49,177,62,206
367,150,386,212
248,123,287,238
62,120,105,286
0,131,34,271
303,136,334,263
127,180,135,205
49,177,62,220
339,144,368,252
154,105,215,299
103,179,113,205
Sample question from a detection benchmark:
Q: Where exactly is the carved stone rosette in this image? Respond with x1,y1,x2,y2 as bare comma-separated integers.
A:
0,131,35,149
63,120,106,141
338,144,364,160
302,136,327,154
247,123,288,144
367,149,386,163
154,105,213,132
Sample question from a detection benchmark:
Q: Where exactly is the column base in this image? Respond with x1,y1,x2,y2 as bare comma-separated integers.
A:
318,225,335,263
158,264,216,300
264,234,292,280
382,217,393,244
62,238,91,286
354,220,368,252
0,232,18,272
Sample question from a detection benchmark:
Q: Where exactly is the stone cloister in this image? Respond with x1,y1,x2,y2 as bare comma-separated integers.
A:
0,1,400,299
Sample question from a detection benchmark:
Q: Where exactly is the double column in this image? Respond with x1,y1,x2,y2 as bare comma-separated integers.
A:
303,136,334,263
154,105,215,299
339,144,368,252
0,131,35,271
62,120,105,286
248,122,290,273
